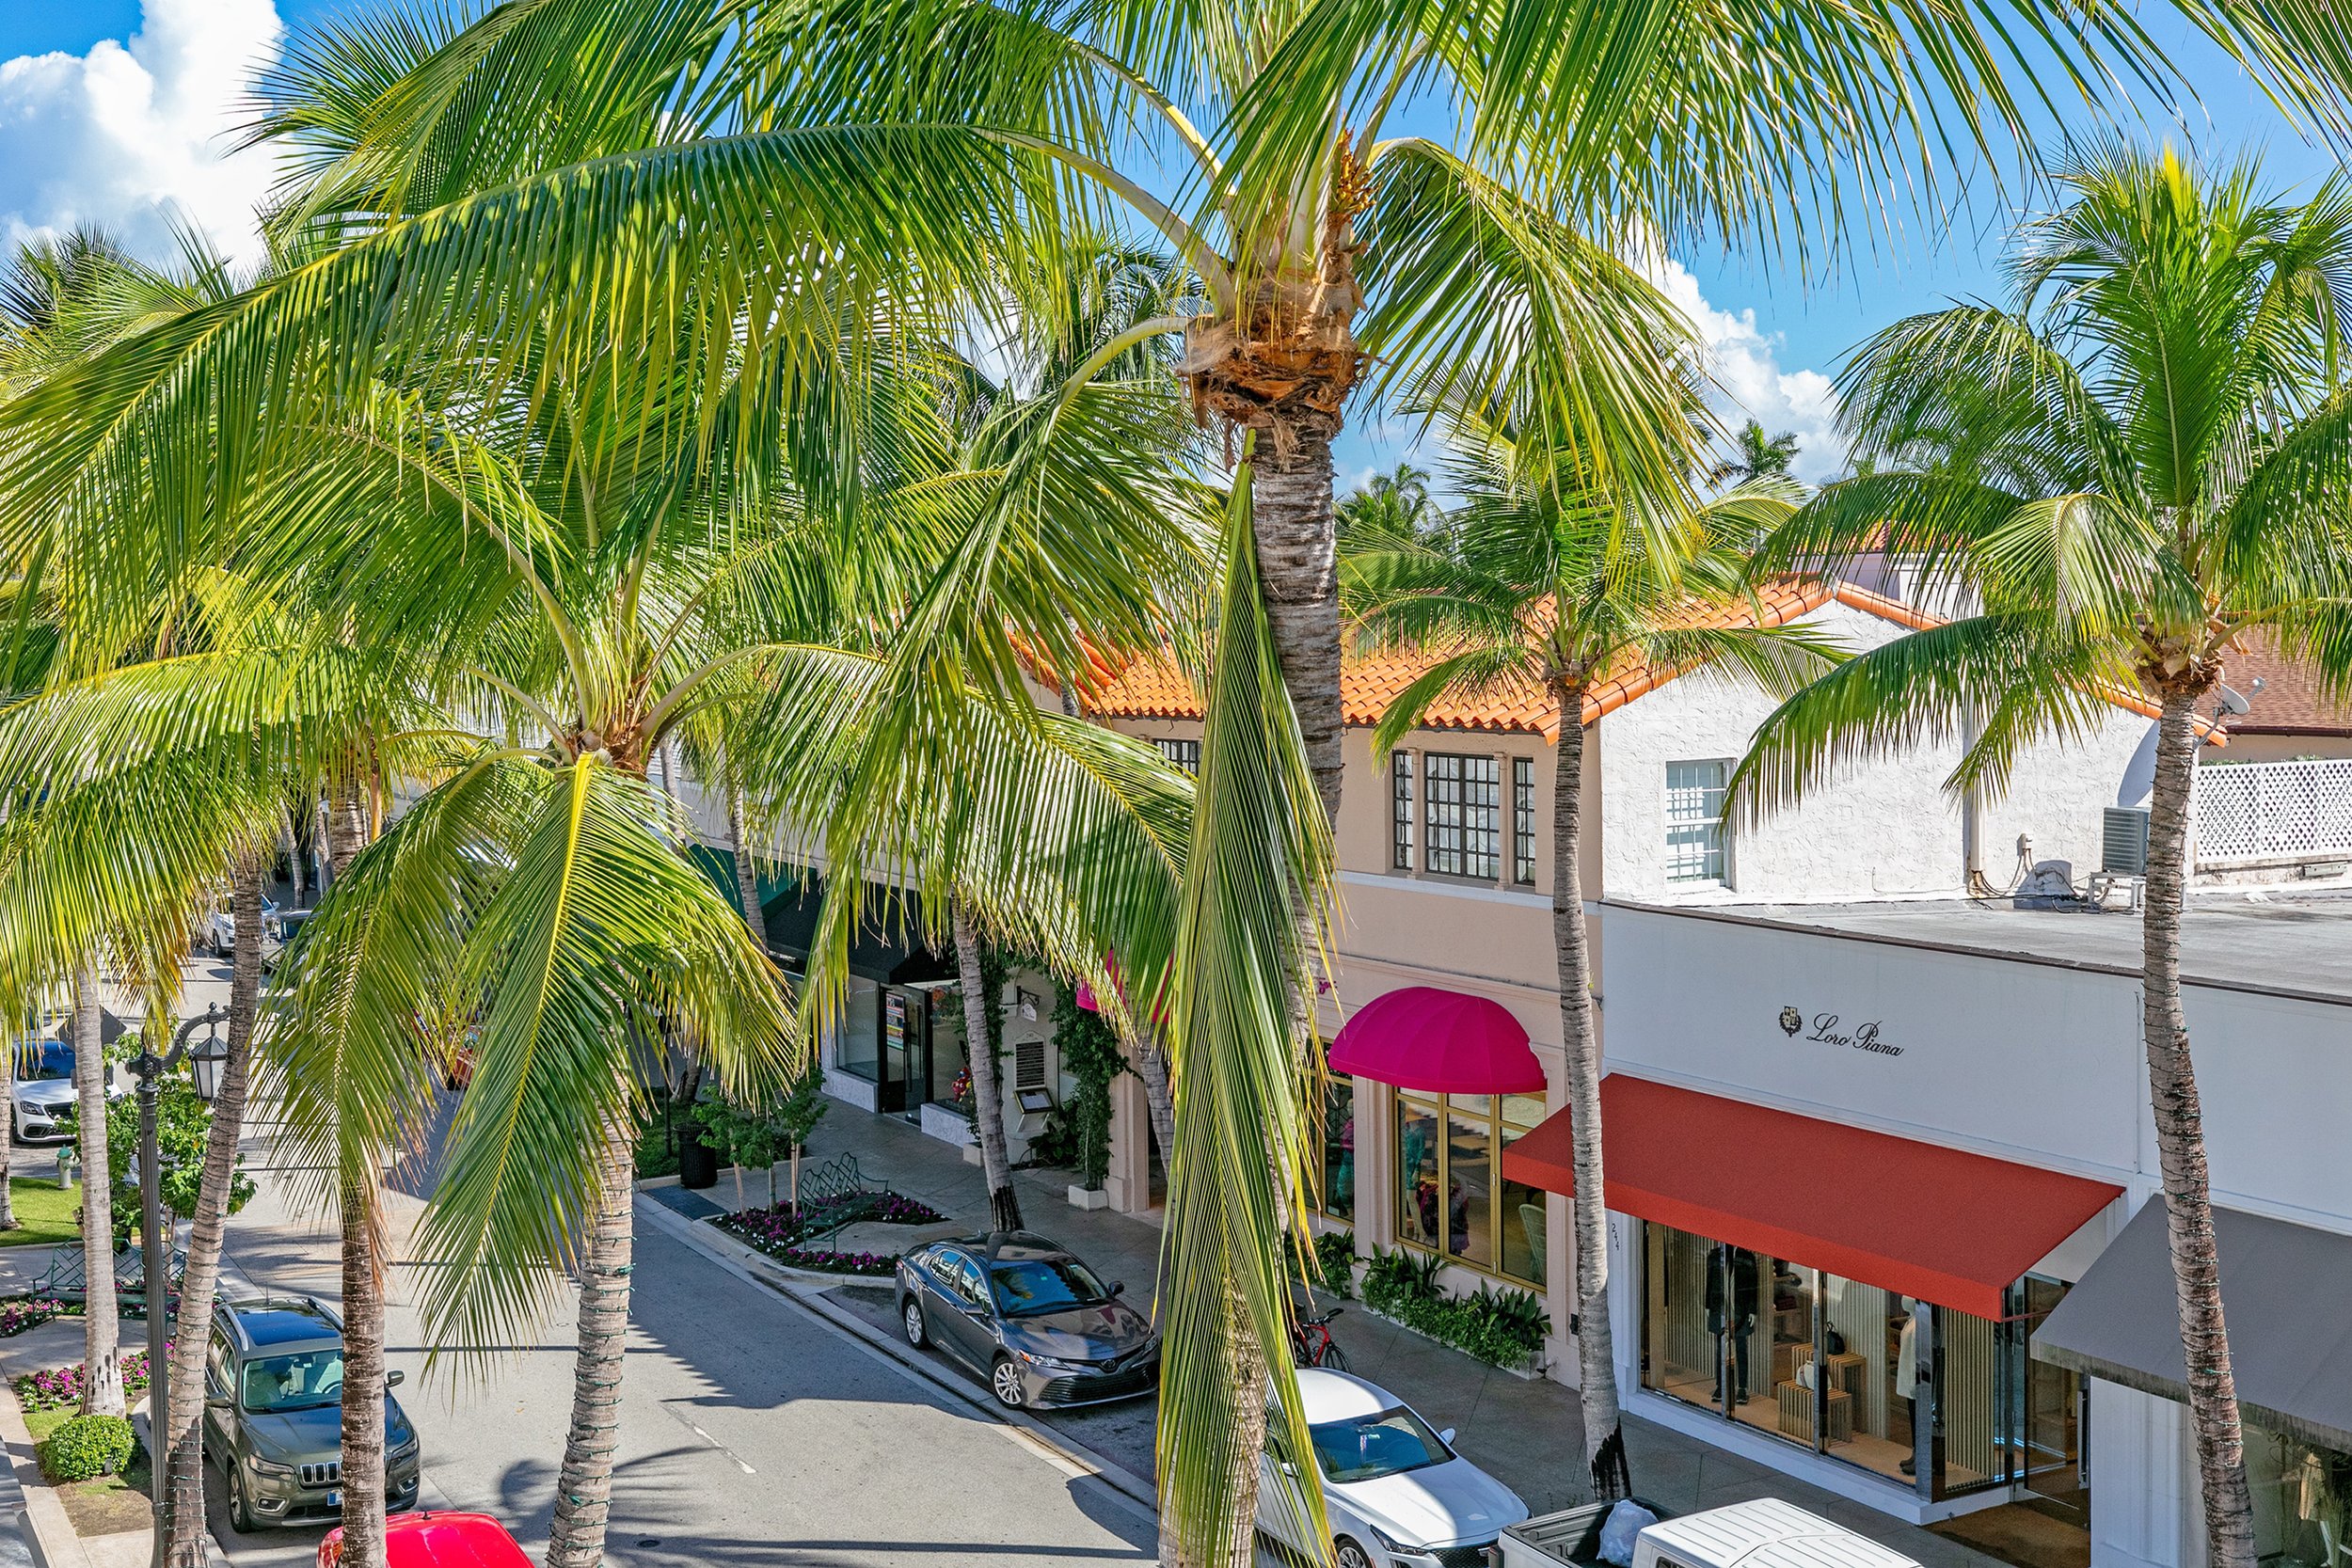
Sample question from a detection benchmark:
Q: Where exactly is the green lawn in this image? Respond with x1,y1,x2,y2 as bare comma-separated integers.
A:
0,1179,81,1248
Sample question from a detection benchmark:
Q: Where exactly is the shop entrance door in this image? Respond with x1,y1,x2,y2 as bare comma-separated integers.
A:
2015,1278,2089,1516
879,989,930,1117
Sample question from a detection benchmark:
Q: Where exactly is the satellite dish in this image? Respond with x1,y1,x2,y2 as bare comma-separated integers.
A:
2217,684,2253,717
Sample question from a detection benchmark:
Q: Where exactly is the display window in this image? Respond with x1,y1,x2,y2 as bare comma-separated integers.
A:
1638,1220,2079,1499
2249,1422,2352,1565
1316,1071,1356,1222
1391,1091,1545,1285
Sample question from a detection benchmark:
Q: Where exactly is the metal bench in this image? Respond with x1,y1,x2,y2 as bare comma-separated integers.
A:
32,1243,186,1317
791,1156,878,1243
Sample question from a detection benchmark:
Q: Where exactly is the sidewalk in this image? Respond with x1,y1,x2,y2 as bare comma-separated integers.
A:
674,1101,2016,1568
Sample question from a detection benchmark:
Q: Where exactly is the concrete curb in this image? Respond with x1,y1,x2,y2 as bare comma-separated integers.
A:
635,1194,1160,1522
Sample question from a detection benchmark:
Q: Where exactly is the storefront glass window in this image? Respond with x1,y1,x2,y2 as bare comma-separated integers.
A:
1396,1098,1441,1248
1392,1092,1543,1285
2249,1423,2352,1565
1317,1073,1356,1221
1639,1220,2026,1497
837,979,881,1081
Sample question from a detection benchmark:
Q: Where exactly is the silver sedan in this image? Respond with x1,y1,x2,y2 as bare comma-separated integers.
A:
895,1232,1159,1409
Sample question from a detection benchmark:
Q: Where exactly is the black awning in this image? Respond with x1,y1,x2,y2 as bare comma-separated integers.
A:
754,870,952,986
2035,1199,2352,1452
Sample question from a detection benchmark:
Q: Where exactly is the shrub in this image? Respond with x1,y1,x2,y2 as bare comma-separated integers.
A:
1359,1246,1549,1368
1289,1230,1358,1298
1313,1231,1359,1298
711,1189,947,1272
40,1415,134,1481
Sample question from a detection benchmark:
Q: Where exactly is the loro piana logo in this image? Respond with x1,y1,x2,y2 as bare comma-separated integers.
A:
1775,1006,1904,1057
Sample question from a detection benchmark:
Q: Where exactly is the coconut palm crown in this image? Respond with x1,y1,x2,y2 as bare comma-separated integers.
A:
1736,144,2352,1568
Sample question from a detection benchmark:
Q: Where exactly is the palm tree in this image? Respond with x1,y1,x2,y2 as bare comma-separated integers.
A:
1336,463,1438,550
1708,420,1802,486
1735,144,2352,1568
1345,379,1834,1488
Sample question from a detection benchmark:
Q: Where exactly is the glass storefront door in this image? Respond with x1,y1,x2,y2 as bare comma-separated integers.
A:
1639,1220,2061,1501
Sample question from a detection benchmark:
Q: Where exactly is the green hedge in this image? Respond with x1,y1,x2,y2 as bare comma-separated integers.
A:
1360,1246,1549,1367
40,1415,134,1482
1291,1229,1357,1298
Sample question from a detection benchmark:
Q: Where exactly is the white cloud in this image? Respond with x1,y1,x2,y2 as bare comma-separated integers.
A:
1642,252,1849,484
0,0,286,267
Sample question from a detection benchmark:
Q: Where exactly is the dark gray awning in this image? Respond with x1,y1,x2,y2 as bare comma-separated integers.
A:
2035,1200,2352,1452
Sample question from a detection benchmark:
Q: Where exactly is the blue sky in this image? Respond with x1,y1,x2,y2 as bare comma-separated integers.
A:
0,2,2336,486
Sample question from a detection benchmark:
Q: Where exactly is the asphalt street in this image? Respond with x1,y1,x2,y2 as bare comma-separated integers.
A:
86,959,1156,1568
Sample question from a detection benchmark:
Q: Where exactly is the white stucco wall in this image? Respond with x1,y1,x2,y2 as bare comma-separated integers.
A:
1597,600,2158,905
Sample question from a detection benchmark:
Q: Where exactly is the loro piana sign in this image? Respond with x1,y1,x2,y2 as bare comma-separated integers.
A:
1778,1006,1904,1058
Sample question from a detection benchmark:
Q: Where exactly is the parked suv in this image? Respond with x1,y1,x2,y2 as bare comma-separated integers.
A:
205,1297,421,1530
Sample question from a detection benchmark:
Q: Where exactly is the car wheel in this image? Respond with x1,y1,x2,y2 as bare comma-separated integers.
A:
990,1355,1028,1409
228,1469,256,1533
1332,1537,1375,1568
902,1299,928,1348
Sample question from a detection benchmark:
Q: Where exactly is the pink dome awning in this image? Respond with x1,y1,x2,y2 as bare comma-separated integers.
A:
1327,986,1547,1095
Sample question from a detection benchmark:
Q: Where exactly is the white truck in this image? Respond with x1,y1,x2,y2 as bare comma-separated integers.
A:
1496,1497,1920,1568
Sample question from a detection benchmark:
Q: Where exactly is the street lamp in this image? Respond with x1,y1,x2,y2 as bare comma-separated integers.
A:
135,1004,225,1568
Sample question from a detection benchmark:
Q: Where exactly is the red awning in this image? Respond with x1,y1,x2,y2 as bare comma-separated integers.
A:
1500,1075,2122,1318
1328,987,1547,1095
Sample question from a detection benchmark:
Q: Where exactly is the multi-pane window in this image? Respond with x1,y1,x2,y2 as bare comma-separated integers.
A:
1152,736,1200,773
1423,753,1501,879
1665,759,1731,884
1512,756,1536,885
1394,1091,1547,1284
1391,753,1414,870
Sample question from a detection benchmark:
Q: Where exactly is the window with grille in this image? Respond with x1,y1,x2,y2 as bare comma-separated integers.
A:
1423,753,1501,879
1664,760,1731,884
1512,756,1536,885
1152,736,1200,773
1391,752,1414,870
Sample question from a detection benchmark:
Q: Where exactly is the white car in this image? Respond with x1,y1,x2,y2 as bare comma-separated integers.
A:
205,897,283,958
1260,1369,1530,1568
12,1049,127,1143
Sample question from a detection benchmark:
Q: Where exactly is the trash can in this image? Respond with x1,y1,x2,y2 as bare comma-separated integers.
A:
677,1125,718,1190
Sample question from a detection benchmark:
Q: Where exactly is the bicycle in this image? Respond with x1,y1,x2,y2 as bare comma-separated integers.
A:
1291,1305,1349,1370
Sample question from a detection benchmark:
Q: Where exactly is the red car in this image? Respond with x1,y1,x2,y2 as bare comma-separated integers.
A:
318,1512,532,1568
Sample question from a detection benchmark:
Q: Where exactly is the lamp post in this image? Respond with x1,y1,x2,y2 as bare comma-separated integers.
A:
135,1005,226,1568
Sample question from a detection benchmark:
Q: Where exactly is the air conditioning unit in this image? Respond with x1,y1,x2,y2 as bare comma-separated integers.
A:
2103,807,2152,876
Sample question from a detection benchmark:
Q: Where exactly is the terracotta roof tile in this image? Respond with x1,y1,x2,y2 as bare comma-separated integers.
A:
2217,634,2352,736
1086,578,2218,741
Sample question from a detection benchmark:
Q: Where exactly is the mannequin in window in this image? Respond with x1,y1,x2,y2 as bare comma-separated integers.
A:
1894,1307,1919,1476
1706,1244,1760,1406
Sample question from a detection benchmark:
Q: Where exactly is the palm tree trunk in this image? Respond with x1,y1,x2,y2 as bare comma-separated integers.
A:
1215,1280,1268,1568
323,777,389,1567
547,1114,637,1568
1132,1031,1176,1171
162,857,263,1567
1549,695,1621,1479
338,1179,389,1567
953,906,1023,1232
2145,691,2256,1568
1248,431,1344,822
726,786,770,953
72,969,123,1418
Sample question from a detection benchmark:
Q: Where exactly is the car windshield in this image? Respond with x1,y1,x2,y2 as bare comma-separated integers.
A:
1310,1406,1453,1482
241,1349,343,1412
988,1258,1111,1317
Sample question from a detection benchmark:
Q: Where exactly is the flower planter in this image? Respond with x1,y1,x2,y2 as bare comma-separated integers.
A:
1067,1184,1109,1211
919,1101,976,1148
1360,1306,1548,1380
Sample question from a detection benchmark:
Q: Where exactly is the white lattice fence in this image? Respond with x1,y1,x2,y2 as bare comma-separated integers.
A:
2197,758,2352,863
